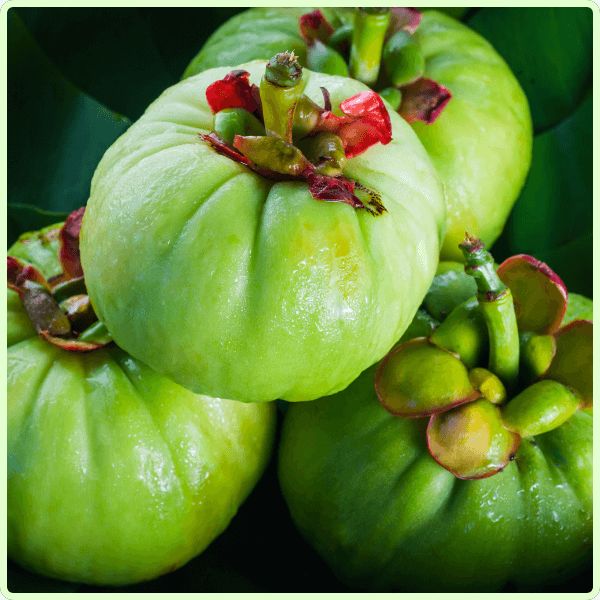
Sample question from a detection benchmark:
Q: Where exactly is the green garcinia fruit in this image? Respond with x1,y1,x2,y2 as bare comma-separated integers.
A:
184,8,533,261
8,217,276,586
80,58,445,403
278,254,592,592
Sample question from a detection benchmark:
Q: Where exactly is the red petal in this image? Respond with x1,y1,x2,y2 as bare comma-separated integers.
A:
388,7,422,36
250,83,263,118
39,330,111,353
7,256,25,294
399,77,452,124
7,256,50,296
299,10,335,44
320,87,332,112
201,132,254,167
497,254,568,335
59,207,85,280
313,91,392,158
339,91,393,157
205,70,260,114
306,172,363,209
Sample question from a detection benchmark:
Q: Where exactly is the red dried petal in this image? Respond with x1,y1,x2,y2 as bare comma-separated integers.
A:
339,91,393,157
497,254,568,335
250,83,263,119
59,206,85,280
205,70,261,114
388,7,422,37
320,87,332,112
7,256,50,296
201,132,254,167
299,10,335,44
399,77,452,124
7,256,25,294
306,172,363,209
39,330,111,353
313,91,392,158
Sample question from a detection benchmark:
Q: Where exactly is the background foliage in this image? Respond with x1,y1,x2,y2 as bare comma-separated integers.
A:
6,6,593,593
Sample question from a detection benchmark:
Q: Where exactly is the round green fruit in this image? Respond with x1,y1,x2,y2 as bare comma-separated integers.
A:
277,283,592,592
80,60,445,403
8,225,276,586
184,8,533,261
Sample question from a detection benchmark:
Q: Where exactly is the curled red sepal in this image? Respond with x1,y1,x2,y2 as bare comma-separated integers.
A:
399,77,452,124
314,91,393,158
497,254,568,335
205,70,261,115
39,330,108,353
59,206,85,280
200,132,254,168
300,10,335,45
7,256,50,297
388,7,422,37
306,173,363,209
320,87,332,112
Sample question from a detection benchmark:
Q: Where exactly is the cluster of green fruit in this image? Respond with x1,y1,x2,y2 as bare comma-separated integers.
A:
7,7,592,593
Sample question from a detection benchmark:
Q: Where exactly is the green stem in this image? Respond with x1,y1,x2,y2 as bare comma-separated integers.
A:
78,320,113,345
460,234,520,393
51,275,87,303
260,52,303,142
349,8,390,86
378,87,402,111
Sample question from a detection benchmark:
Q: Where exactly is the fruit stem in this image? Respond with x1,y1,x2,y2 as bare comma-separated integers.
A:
349,8,390,86
260,52,304,142
460,234,520,393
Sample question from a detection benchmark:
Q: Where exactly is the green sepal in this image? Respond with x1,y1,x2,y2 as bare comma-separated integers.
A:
378,87,402,111
424,261,478,322
429,297,488,369
427,398,520,480
468,367,507,405
306,40,349,77
501,379,581,438
376,337,481,418
213,108,265,146
295,132,346,177
519,332,556,385
383,31,425,87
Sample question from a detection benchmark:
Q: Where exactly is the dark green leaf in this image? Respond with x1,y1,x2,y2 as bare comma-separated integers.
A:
16,8,246,120
467,7,592,133
535,233,592,299
7,10,131,216
7,203,68,248
16,7,174,121
491,92,592,297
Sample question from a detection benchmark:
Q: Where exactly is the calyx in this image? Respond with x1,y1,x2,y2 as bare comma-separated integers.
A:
201,55,392,215
300,8,452,124
375,234,592,480
8,208,113,352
